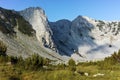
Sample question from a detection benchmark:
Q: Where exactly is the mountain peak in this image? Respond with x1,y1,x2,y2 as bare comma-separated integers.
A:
20,6,56,50
25,7,42,10
20,7,45,15
74,15,94,21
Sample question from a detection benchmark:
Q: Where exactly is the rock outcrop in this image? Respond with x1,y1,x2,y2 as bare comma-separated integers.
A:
50,16,120,61
20,7,56,50
0,7,64,62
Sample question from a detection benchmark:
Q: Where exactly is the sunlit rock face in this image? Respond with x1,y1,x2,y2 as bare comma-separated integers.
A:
50,16,120,61
0,7,65,62
20,7,56,50
1,6,120,62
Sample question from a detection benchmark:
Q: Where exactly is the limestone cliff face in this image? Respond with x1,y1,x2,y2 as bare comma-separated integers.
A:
0,7,64,62
20,7,56,50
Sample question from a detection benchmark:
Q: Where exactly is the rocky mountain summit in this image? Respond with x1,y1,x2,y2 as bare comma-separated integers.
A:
50,16,120,61
20,7,56,50
0,7,120,62
0,7,65,62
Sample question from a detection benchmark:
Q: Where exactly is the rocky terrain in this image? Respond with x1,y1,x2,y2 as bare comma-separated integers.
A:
50,16,120,61
0,7,120,62
0,7,65,62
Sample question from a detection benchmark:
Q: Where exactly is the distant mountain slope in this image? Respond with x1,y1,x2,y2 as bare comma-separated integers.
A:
49,16,120,61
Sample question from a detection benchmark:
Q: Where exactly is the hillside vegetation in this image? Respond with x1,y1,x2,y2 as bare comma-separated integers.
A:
0,41,120,80
0,7,35,36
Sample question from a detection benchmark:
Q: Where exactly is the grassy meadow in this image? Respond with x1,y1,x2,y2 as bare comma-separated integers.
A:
1,40,120,80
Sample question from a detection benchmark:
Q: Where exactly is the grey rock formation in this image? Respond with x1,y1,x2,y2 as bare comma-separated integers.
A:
0,7,65,62
49,20,72,56
1,6,120,62
50,16,120,61
19,7,56,50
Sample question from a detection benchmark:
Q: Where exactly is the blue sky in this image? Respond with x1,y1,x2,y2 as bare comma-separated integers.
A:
0,0,120,21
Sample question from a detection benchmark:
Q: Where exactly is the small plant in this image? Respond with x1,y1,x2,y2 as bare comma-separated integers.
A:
68,58,76,71
56,63,66,70
68,58,76,66
8,76,20,80
24,54,44,70
0,40,7,56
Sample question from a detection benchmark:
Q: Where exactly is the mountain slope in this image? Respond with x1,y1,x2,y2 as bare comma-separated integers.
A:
0,7,66,62
19,7,56,51
0,6,120,62
49,16,120,61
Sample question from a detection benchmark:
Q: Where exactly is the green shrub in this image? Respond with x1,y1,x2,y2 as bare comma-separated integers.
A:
104,51,120,64
68,58,76,66
68,59,76,71
8,76,20,80
0,55,10,62
0,40,7,56
69,66,76,71
10,56,18,64
56,63,66,70
0,8,35,36
17,16,35,36
43,58,50,66
24,54,44,70
97,50,120,69
0,9,17,35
